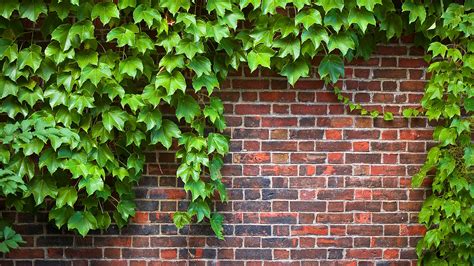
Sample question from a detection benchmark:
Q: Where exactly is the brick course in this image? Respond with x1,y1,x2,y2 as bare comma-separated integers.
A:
1,42,430,265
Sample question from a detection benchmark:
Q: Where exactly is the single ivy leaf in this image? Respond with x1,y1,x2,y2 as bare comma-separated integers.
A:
49,206,74,229
188,56,212,77
176,95,201,123
318,54,344,83
102,108,128,131
247,46,274,71
96,212,111,228
0,0,19,18
173,211,191,229
184,179,206,201
67,211,97,237
118,0,136,9
119,57,143,78
69,20,95,45
280,58,309,86
159,54,185,73
106,25,137,47
80,64,112,87
51,24,72,50
317,0,344,12
133,4,161,27
30,177,58,205
176,38,204,59
210,213,224,239
155,71,186,96
301,26,328,49
137,107,163,131
160,0,191,14
207,0,232,17
91,2,119,25
18,44,43,73
135,33,155,54
208,133,229,156
39,148,61,174
117,200,136,220
0,76,18,99
295,8,322,29
463,97,474,112
402,1,427,24
192,74,220,95
348,8,376,33
150,119,181,149
327,32,355,55
75,50,98,69
209,156,223,180
78,175,104,195
356,0,382,11
19,0,47,22
188,199,211,222
120,94,145,113
56,186,78,208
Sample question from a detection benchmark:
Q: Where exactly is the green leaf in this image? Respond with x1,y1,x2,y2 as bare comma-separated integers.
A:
18,45,43,73
135,33,155,54
464,97,474,112
118,0,136,9
117,200,136,220
327,32,355,56
176,95,201,123
383,112,394,121
56,187,78,208
192,74,220,94
210,213,224,239
176,38,204,59
51,24,72,50
39,148,61,174
75,50,98,69
159,54,185,73
301,26,328,49
188,56,212,77
78,175,104,195
280,58,309,86
318,54,344,83
91,2,119,25
137,107,162,131
428,42,448,58
184,179,206,201
208,133,229,156
0,0,19,18
295,8,321,29
69,21,95,44
188,199,211,222
348,8,376,32
0,76,18,99
30,177,58,205
317,0,344,12
356,0,382,11
67,211,97,237
150,119,181,149
19,0,47,21
133,4,161,27
106,25,137,47
160,0,190,14
119,57,143,78
102,108,128,131
80,64,112,87
173,211,191,229
155,71,186,96
402,1,427,24
207,0,232,17
247,46,274,72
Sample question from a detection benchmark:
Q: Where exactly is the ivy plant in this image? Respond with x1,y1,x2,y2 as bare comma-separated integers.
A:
0,0,472,264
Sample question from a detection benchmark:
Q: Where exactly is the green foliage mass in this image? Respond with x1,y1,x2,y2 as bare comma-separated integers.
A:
0,0,472,264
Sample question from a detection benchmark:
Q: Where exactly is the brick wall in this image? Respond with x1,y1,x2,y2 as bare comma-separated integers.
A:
1,41,432,265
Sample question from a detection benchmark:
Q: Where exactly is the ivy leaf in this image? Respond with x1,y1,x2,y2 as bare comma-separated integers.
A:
102,108,128,131
192,74,220,94
18,45,43,73
117,200,136,220
133,4,161,27
301,26,328,49
402,1,427,24
135,33,155,54
0,77,18,99
119,57,143,78
209,156,224,180
121,93,145,113
208,133,229,156
106,25,137,47
80,64,112,87
159,54,185,73
155,71,186,96
317,0,344,12
247,46,274,72
56,187,78,208
464,98,474,112
188,199,211,222
176,95,201,123
318,54,344,83
30,177,58,205
75,50,98,69
118,0,136,9
137,107,163,131
189,56,212,77
348,8,376,33
19,0,47,22
327,32,355,55
78,175,104,195
184,179,206,201
176,38,204,59
160,0,191,14
150,119,181,149
51,24,72,50
39,148,61,174
173,211,192,229
280,58,309,86
356,0,382,11
69,20,95,44
0,0,19,18
91,2,119,25
295,9,322,29
67,211,97,237
207,0,232,17
210,213,224,239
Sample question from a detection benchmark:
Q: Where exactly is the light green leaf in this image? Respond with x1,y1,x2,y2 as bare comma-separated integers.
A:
318,54,344,83
155,71,186,96
176,95,201,123
67,211,97,237
0,0,19,18
160,0,191,14
106,25,138,47
102,108,129,131
280,58,309,86
133,4,161,27
18,45,43,72
91,2,119,24
208,133,229,156
56,187,78,208
150,119,181,149
137,107,163,131
159,54,185,73
119,57,143,78
317,0,344,12
327,32,355,55
348,8,376,32
30,177,58,205
295,8,321,29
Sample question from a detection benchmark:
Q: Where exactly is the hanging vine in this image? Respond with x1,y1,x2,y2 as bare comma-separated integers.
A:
0,0,472,263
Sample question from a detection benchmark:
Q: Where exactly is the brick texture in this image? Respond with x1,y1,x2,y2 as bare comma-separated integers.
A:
1,42,430,265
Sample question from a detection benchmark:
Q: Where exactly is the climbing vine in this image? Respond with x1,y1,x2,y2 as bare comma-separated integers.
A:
0,0,472,264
